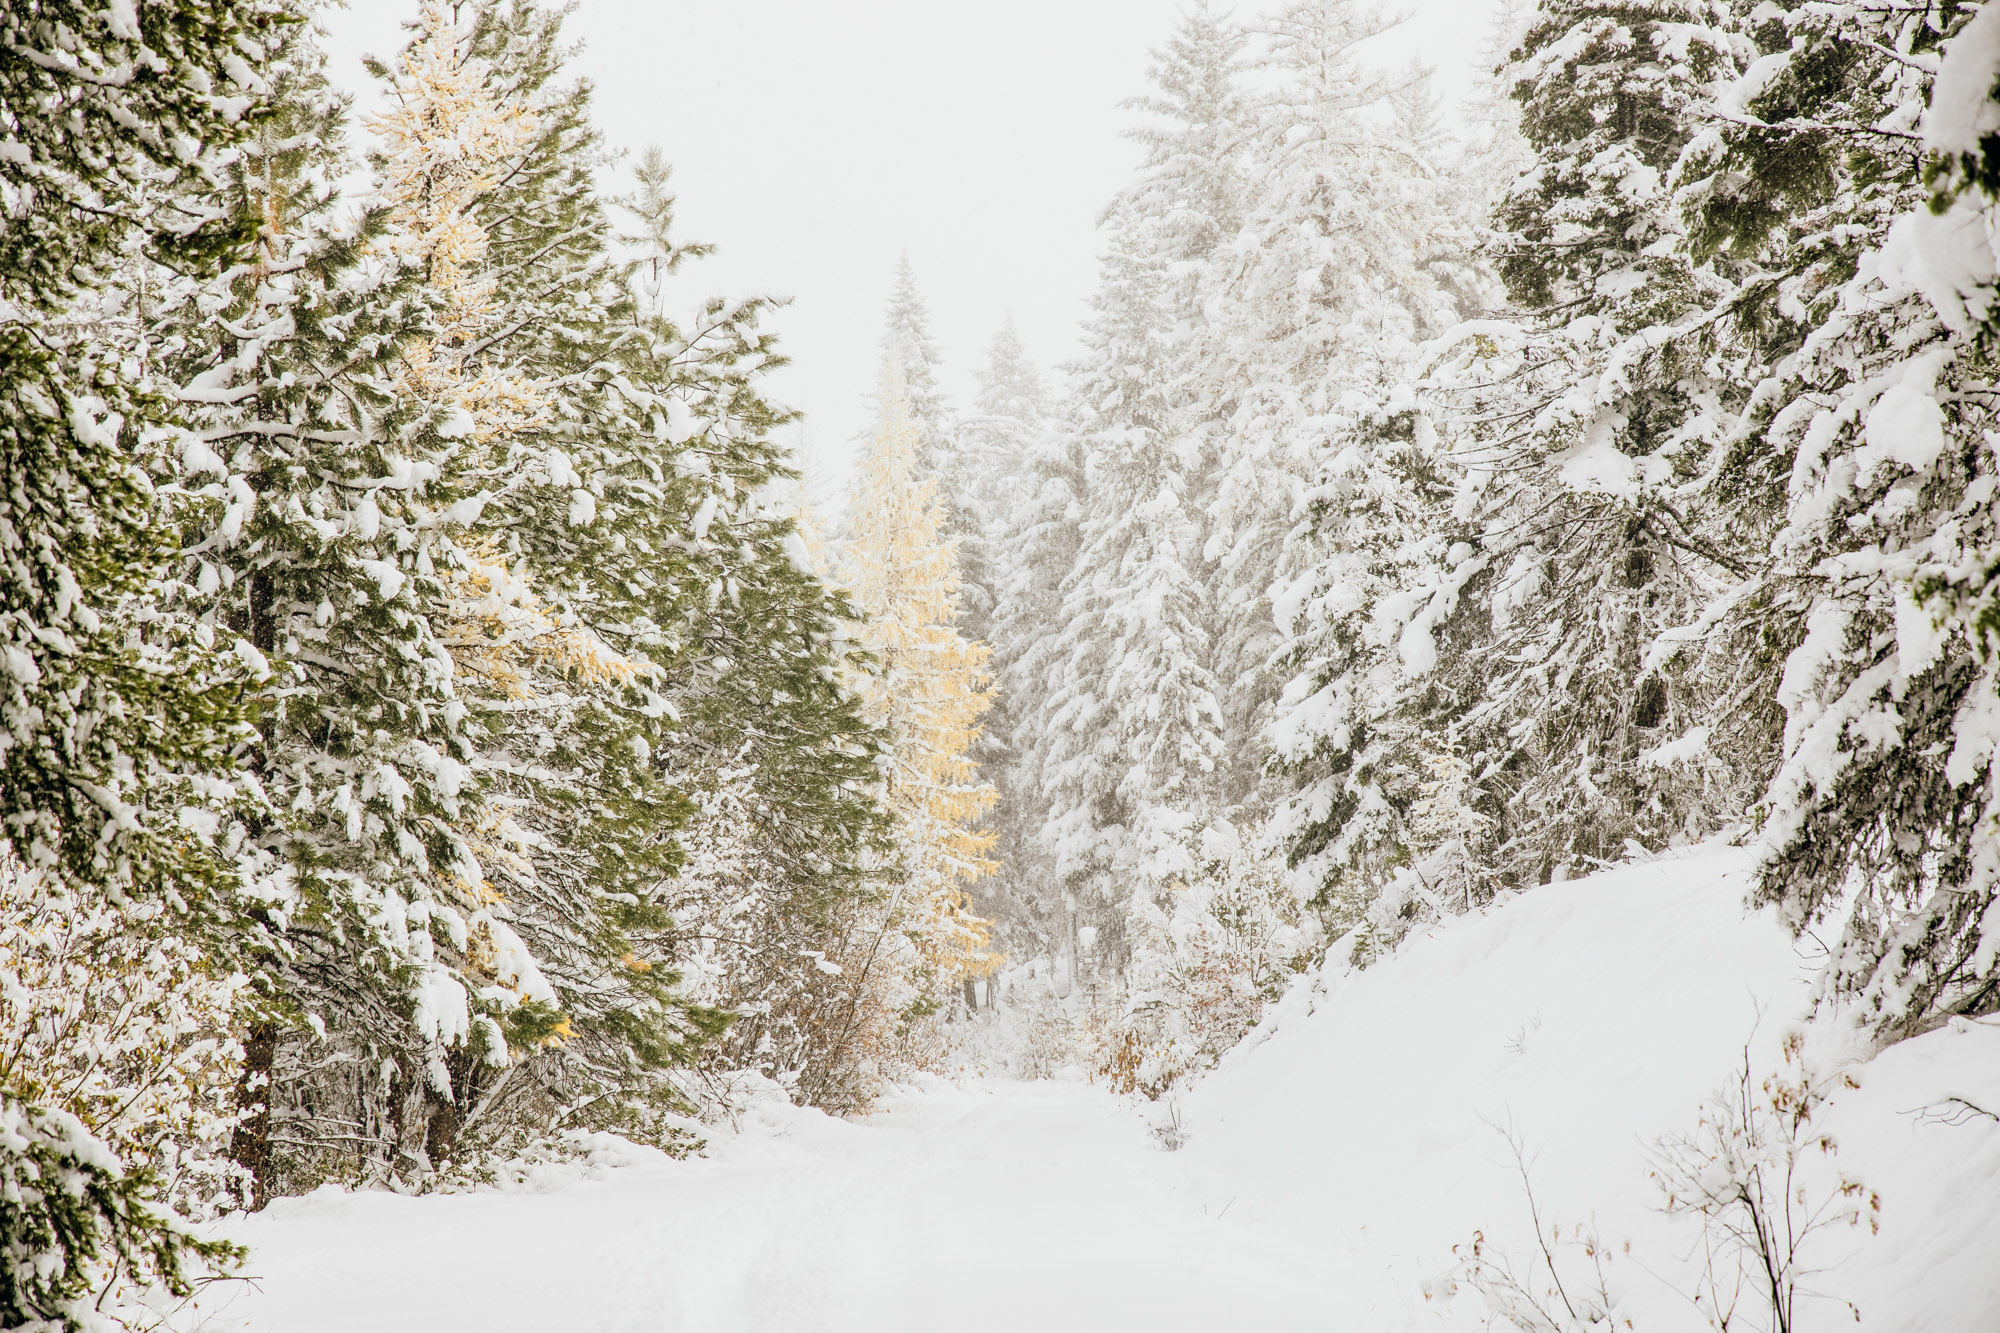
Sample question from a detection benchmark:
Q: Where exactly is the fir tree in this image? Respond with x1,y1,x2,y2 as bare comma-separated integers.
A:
1041,198,1229,977
1267,387,1486,950
1024,7,1250,990
151,0,563,1193
879,253,952,463
0,0,286,1315
985,377,1089,971
1425,0,1745,887
1202,0,1470,821
1684,0,1999,1033
947,315,1045,646
956,321,1056,938
0,0,280,927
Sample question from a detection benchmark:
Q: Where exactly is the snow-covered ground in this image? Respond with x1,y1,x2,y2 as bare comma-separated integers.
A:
197,849,2000,1331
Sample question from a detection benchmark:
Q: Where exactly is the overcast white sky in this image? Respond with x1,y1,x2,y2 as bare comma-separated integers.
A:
319,0,1499,496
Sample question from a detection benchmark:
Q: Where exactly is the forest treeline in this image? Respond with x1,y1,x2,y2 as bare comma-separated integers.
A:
5,0,2000,1325
943,0,2000,1097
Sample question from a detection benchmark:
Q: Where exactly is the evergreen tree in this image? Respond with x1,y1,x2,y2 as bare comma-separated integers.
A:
1681,0,1999,1033
1267,387,1487,952
1202,0,1470,819
0,0,286,1316
147,0,894,1180
1024,8,1250,989
370,0,729,1162
879,253,952,463
0,0,280,930
1424,0,1744,887
1457,0,1536,208
1265,0,1744,949
986,382,1089,972
953,319,1056,963
152,0,560,1193
1040,198,1229,981
947,316,1044,645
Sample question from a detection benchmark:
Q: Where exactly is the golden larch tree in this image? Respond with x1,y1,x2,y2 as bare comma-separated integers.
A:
842,358,1002,1001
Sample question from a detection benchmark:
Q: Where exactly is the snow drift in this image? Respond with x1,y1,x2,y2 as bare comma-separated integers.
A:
1181,846,2000,1329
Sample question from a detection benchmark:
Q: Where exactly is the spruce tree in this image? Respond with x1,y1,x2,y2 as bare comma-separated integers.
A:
945,316,1043,647
1682,0,1999,1033
1267,387,1486,952
1023,8,1250,991
1040,198,1229,979
149,0,892,1177
956,320,1057,960
879,253,952,464
985,376,1089,970
1423,0,1745,887
1201,0,1470,821
0,0,286,1315
0,0,281,922
149,0,567,1192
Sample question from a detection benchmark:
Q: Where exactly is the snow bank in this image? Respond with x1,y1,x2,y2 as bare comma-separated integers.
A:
1179,846,2000,1329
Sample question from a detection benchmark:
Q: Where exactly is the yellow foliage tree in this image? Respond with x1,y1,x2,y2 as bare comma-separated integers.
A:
842,359,1002,1005
369,2,587,1044
371,0,546,444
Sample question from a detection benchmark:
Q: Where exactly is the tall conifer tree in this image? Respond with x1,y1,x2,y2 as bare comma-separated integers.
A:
829,359,998,1083
0,0,286,1314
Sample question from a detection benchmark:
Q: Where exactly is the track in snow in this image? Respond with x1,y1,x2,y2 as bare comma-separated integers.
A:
199,1079,1334,1333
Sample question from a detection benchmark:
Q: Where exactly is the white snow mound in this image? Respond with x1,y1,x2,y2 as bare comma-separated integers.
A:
1179,845,2000,1330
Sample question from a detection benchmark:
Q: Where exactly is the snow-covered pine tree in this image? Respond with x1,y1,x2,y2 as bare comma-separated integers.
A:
1039,196,1230,987
944,315,1043,649
880,253,952,464
592,158,892,1120
1202,0,1468,822
150,1,575,1195
1266,385,1489,953
1119,5,1263,814
1456,0,1536,216
1680,0,2000,1033
1023,7,1248,990
666,483,893,1114
0,0,285,1317
952,319,1055,972
1212,0,1490,960
0,0,280,939
1411,0,1747,888
985,373,1089,974
829,358,999,1096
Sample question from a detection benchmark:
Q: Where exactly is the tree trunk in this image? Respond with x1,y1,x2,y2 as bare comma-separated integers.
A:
229,1020,278,1209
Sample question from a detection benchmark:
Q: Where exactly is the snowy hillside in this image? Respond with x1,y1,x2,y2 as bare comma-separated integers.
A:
1181,847,2000,1329
194,850,2000,1332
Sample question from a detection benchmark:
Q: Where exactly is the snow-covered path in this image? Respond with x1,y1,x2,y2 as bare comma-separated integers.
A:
200,852,2000,1331
205,1079,1331,1333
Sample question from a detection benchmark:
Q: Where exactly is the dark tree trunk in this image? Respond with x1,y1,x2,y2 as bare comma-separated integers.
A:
424,1092,464,1168
230,1020,279,1209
